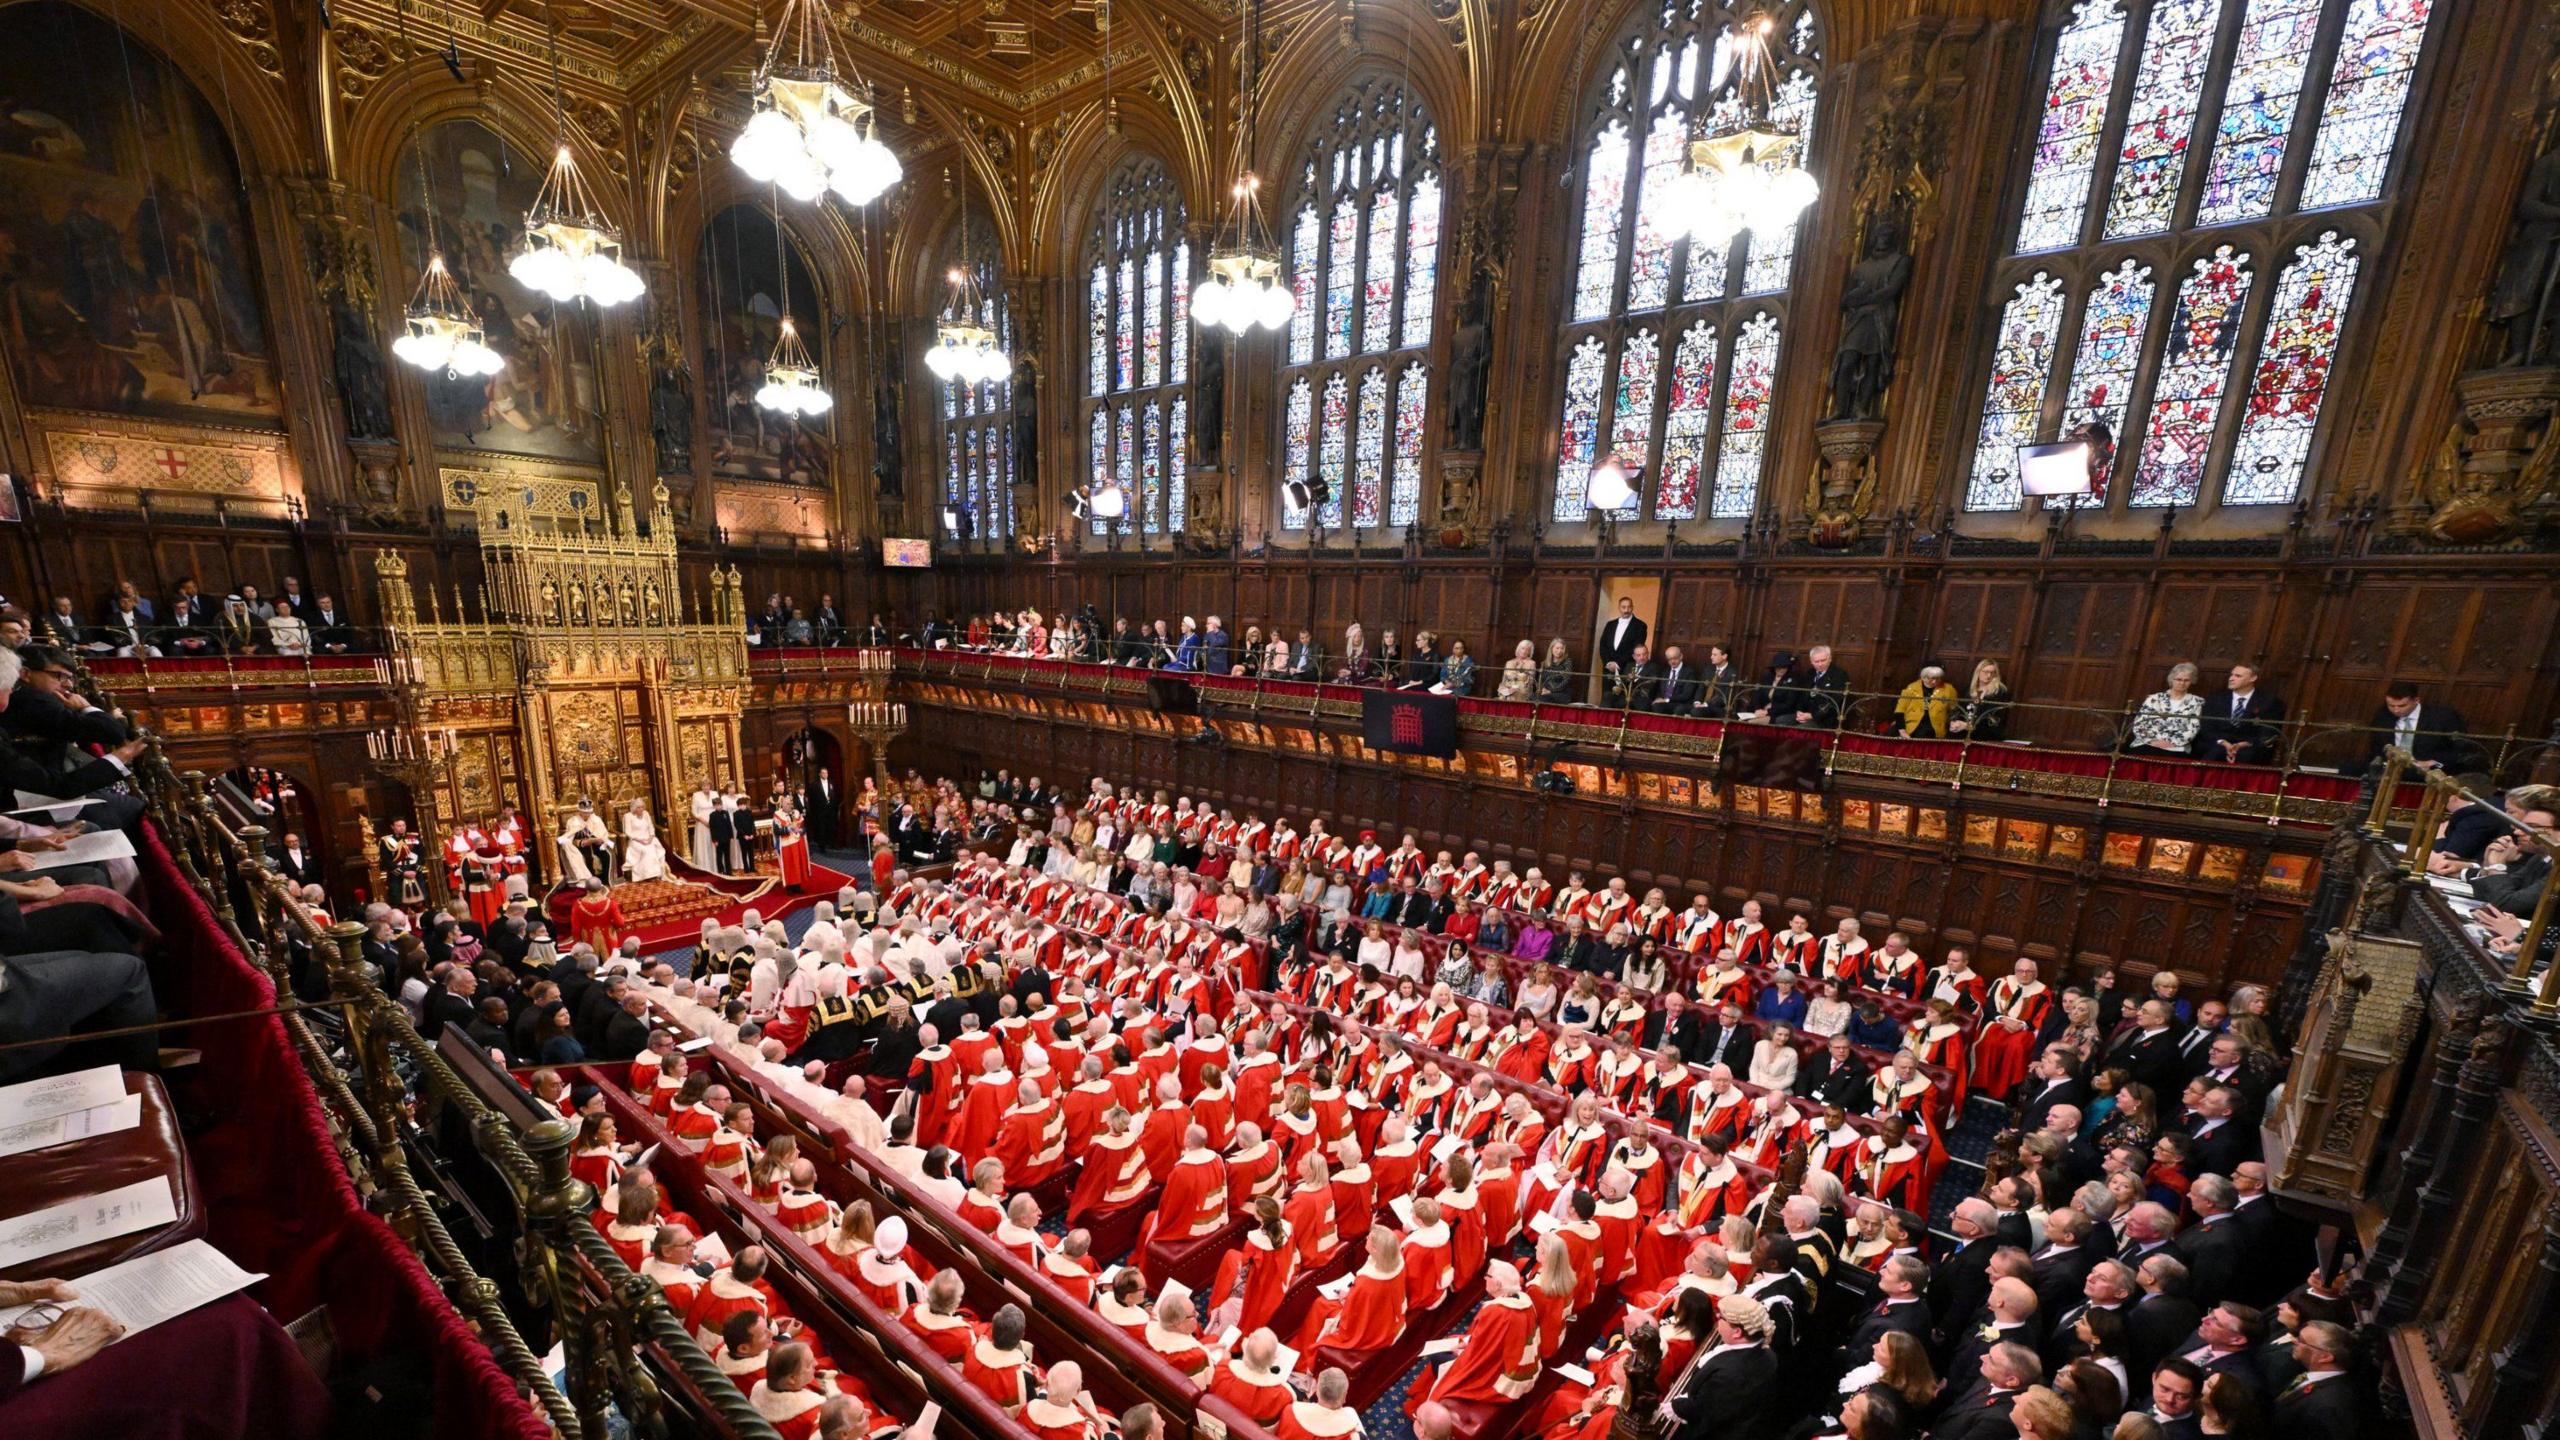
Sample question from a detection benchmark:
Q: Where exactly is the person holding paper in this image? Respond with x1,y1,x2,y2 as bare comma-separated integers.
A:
1278,1367,1362,1440
1204,1328,1294,1427
1412,1259,1541,1408
0,1277,122,1400
1294,1227,1408,1359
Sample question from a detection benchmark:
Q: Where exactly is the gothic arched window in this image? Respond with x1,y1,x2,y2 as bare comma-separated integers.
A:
1082,160,1190,535
938,222,1013,547
1277,78,1443,532
1551,1,1822,524
1957,0,2438,516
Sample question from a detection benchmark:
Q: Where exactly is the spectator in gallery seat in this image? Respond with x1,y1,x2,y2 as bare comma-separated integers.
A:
2193,663,2286,765
2126,663,2204,757
266,600,311,656
1889,665,1954,739
1536,638,1578,703
2366,680,2474,770
1949,658,2011,742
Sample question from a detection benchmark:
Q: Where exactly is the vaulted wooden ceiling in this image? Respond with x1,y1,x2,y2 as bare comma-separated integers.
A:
339,0,1230,118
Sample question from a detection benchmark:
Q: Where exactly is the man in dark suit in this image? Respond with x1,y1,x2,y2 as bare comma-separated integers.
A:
1650,645,1700,713
1833,1254,1932,1377
2128,1255,2205,1374
2106,999,2188,1093
1666,1295,1779,1440
2185,1088,2255,1179
36,595,86,649
2172,1177,2248,1307
2010,1044,2088,1130
1929,1342,2040,1440
2168,1302,2273,1402
1942,1278,2042,1399
1393,884,1444,933
420,966,479,1041
1697,1004,1756,1069
1645,993,1713,1062
2367,680,2474,770
1597,595,1648,680
2140,1358,2208,1440
2193,663,2286,764
1928,1199,2002,1339
1690,645,1742,718
1741,1237,1811,1352
1611,643,1663,709
1794,1032,1871,1109
2043,1259,2134,1376
1779,644,1851,728
2029,1211,2101,1325
1285,630,1324,680
2269,1322,2358,1437
308,594,358,653
274,831,319,887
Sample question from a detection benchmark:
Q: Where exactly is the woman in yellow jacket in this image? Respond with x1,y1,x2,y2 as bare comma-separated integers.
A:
1891,665,1954,739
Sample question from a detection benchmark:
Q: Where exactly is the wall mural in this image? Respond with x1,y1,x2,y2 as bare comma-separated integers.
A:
395,119,604,464
697,203,831,486
0,3,280,424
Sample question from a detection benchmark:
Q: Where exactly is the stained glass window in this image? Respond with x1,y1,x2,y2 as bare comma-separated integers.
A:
2104,0,2223,239
2133,247,2254,507
1574,120,1632,322
1317,373,1350,529
2225,231,2358,503
1325,201,1359,360
1140,402,1165,533
2060,259,2157,442
1290,205,1320,363
1556,0,1820,523
1168,395,1190,532
1402,175,1441,348
940,222,1012,544
1711,314,1781,520
1281,79,1442,531
1654,322,1718,520
1351,368,1388,528
1283,377,1315,528
2301,0,2433,208
1362,188,1400,352
1609,328,1662,509
1970,0,2433,516
1553,336,1610,522
1082,159,1188,536
2196,0,2324,226
1391,363,1427,528
2017,1,2128,252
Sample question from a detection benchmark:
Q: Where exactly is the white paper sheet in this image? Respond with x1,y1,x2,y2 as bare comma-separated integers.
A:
1317,1273,1355,1301
1550,1363,1596,1385
6,796,105,819
0,1238,262,1339
0,1176,178,1269
11,792,101,822
693,1231,733,1269
1430,1134,1465,1164
1159,1278,1194,1310
20,827,136,872
678,1036,718,1052
1389,1196,1417,1230
1271,1342,1300,1377
0,1063,124,1128
0,1092,144,1159
1420,1336,1462,1358
1529,1211,1561,1235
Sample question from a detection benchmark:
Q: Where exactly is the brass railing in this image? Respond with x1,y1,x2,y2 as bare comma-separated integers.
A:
84,662,779,1440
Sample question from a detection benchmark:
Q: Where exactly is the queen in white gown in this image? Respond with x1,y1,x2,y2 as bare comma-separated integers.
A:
689,787,718,870
623,800,670,883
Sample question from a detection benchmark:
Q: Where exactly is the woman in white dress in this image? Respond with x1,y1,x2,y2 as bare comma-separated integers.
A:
689,786,719,870
623,799,670,883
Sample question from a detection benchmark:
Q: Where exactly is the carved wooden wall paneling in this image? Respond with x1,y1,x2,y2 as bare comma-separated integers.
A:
903,692,2313,994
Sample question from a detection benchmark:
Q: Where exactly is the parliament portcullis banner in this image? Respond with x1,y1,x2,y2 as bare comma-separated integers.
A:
1363,690,1460,759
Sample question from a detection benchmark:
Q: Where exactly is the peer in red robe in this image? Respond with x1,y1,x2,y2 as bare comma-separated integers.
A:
1137,1092,1193,1181
901,1295,976,1363
1970,965,2053,1098
572,882,626,952
1210,1220,1301,1337
1060,1072,1119,1160
1205,1347,1294,1428
1282,1166,1342,1270
1066,1116,1153,1224
1280,1399,1365,1440
1141,1141,1231,1260
1294,1229,1409,1355
1412,1267,1540,1409
962,1333,1035,1411
955,1058,1020,1163
992,1087,1069,1189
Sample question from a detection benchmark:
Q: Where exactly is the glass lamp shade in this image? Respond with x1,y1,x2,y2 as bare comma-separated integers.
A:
1091,485,1128,520
1585,459,1637,512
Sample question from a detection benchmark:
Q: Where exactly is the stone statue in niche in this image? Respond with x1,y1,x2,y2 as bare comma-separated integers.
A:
643,579,664,624
1195,331,1227,467
2488,143,2560,367
331,296,395,441
872,341,906,499
1445,268,1493,451
540,579,563,625
647,335,695,472
567,581,590,625
1828,213,1913,421
1013,356,1042,491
